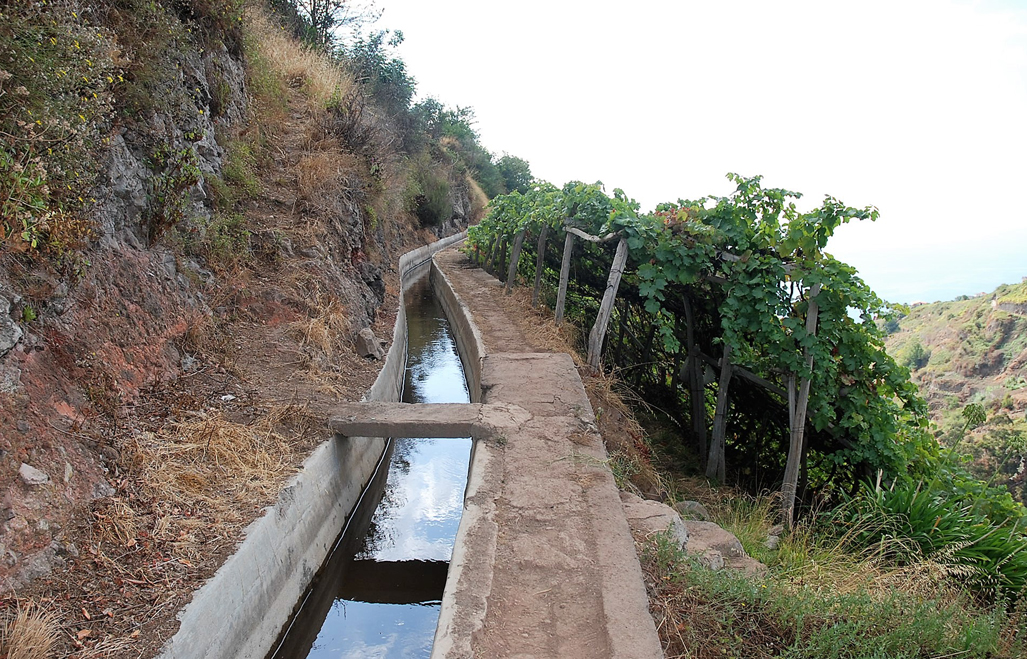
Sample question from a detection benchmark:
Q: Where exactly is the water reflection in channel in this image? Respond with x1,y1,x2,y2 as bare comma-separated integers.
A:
270,275,471,659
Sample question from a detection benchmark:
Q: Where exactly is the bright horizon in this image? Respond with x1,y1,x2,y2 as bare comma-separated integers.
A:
374,0,1027,304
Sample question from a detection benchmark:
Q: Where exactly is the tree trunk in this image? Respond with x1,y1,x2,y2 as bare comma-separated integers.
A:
781,282,822,529
682,294,708,471
531,224,549,307
555,231,574,326
706,342,733,482
587,238,629,370
505,229,527,294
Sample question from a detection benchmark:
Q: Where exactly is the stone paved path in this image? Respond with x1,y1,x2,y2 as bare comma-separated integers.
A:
430,248,662,659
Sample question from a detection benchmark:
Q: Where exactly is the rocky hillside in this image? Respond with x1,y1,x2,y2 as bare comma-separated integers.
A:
885,279,1027,501
0,1,497,654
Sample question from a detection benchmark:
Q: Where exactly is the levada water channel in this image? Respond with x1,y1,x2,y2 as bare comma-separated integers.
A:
269,275,472,659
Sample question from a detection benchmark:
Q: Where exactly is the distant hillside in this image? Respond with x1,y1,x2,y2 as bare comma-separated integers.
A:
885,279,1027,501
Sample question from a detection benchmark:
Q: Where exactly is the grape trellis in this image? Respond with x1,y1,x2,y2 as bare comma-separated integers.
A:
467,175,932,525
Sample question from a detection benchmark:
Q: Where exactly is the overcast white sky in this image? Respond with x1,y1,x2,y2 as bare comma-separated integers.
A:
376,0,1027,303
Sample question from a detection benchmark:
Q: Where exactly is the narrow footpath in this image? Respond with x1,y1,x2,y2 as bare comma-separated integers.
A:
430,248,663,658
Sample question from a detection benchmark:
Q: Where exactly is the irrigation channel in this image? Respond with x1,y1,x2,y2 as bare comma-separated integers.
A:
270,275,472,658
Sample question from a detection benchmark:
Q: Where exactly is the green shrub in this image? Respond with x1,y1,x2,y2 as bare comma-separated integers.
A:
0,1,118,252
202,211,250,268
146,144,201,244
829,476,1027,596
641,530,1014,658
221,139,261,198
901,338,931,370
406,162,450,227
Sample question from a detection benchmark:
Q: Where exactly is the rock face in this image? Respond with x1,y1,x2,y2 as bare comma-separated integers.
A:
355,327,385,360
620,491,689,548
621,492,765,575
0,296,21,358
18,464,48,487
0,0,477,599
673,499,711,521
684,520,766,575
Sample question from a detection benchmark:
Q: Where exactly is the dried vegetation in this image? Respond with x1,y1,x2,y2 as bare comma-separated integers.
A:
0,604,60,659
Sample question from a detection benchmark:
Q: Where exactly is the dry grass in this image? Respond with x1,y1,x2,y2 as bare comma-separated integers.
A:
657,477,971,605
288,295,350,372
125,405,308,526
0,603,59,659
504,286,582,357
465,175,489,223
92,497,140,549
295,149,363,212
244,7,352,107
639,536,789,659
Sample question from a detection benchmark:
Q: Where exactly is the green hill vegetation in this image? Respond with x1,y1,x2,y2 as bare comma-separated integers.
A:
884,281,1027,505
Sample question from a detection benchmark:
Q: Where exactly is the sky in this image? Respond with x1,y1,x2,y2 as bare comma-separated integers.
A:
374,0,1027,304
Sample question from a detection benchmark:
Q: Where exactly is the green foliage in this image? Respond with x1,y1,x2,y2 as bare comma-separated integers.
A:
1,148,51,250
146,144,201,244
469,173,935,489
413,102,508,197
0,0,118,252
405,158,450,227
267,0,319,44
221,139,261,199
496,153,532,194
901,338,931,370
343,29,415,120
997,283,1027,306
203,211,250,267
642,530,1018,658
290,0,379,48
830,474,1027,597
336,35,529,200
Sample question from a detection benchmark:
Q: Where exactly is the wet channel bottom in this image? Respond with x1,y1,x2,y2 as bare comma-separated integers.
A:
271,276,471,659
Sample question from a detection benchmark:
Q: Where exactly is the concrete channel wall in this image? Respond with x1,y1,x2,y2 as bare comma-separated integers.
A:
158,232,468,659
427,262,497,658
430,263,484,404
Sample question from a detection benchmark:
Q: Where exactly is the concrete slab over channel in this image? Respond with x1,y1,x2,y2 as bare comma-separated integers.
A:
430,250,663,659
328,401,533,439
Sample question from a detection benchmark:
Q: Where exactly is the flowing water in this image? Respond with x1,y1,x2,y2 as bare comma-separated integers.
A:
270,275,471,659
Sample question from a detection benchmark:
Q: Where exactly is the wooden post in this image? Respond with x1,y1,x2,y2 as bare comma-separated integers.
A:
587,237,629,370
531,224,549,307
781,282,822,529
485,236,500,275
683,294,708,471
505,229,527,294
706,342,733,482
555,231,574,326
